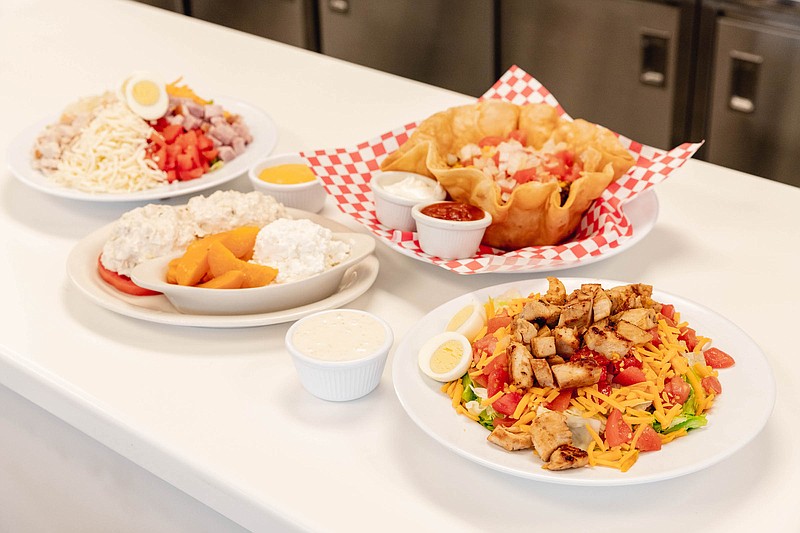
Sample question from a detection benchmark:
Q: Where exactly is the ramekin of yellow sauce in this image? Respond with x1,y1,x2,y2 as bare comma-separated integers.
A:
249,154,327,212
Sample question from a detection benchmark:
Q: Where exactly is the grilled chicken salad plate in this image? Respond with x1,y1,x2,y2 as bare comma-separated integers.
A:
393,278,775,485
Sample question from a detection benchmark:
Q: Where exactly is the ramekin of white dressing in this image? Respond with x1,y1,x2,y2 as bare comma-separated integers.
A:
285,309,394,401
370,171,446,232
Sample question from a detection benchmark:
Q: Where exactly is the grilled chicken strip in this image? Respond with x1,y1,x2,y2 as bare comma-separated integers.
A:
543,277,567,306
487,425,534,451
509,342,535,389
543,444,589,471
551,359,602,388
531,411,573,462
530,358,555,387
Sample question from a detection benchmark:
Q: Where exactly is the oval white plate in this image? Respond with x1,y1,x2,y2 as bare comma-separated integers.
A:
7,97,277,202
393,277,775,486
66,209,379,328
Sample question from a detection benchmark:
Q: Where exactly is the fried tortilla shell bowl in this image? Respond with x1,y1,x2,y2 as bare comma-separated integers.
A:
381,100,635,250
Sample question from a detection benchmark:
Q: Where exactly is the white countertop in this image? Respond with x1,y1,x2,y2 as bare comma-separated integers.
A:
1,1,798,531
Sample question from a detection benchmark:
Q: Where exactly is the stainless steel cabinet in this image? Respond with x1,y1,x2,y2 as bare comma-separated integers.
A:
191,0,317,50
500,0,696,150
317,0,495,97
704,16,800,187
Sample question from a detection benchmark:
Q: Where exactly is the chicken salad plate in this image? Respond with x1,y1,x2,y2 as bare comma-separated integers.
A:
8,96,277,202
393,277,775,485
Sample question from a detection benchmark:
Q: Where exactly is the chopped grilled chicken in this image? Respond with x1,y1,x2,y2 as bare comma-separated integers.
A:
543,444,589,470
592,290,613,322
487,425,534,451
580,283,602,299
530,358,555,387
521,300,561,327
509,342,535,389
615,320,652,345
557,298,593,329
531,411,573,462
542,277,567,305
615,307,658,330
510,317,538,345
551,358,602,388
553,326,580,356
537,325,552,337
531,336,557,358
606,285,640,314
546,355,566,365
584,324,633,358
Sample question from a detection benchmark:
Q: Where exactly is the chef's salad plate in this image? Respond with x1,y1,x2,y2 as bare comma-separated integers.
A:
7,97,278,202
392,277,775,486
66,210,379,328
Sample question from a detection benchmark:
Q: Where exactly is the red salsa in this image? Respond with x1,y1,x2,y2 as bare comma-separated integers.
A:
420,202,485,222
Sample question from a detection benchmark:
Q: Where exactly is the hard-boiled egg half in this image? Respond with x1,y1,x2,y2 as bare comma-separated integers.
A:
418,331,473,382
445,295,487,341
120,72,169,120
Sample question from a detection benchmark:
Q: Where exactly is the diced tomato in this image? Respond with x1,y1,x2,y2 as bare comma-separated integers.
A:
197,133,214,151
507,129,527,145
605,408,633,447
478,136,504,147
613,367,647,386
185,144,201,167
679,327,698,351
493,392,523,416
178,167,204,181
597,377,612,397
181,129,198,147
660,304,676,321
472,334,497,363
202,148,218,162
482,351,508,377
664,375,691,405
702,376,723,395
648,326,662,347
149,132,166,150
635,426,662,451
493,416,516,428
704,347,735,369
472,373,488,388
511,167,539,184
166,170,177,183
486,314,512,335
487,367,509,398
545,388,573,412
96,256,160,296
161,124,183,143
610,355,643,375
152,146,167,170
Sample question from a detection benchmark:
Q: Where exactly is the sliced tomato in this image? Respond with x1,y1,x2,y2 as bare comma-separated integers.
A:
613,367,647,386
472,373,488,388
605,408,633,447
487,367,510,398
702,376,723,395
478,136,504,147
545,388,573,412
486,314,512,335
648,326,662,347
659,304,676,321
511,167,539,184
482,351,508,377
664,375,691,405
704,347,735,369
96,256,160,296
679,327,698,351
493,392,523,416
635,426,662,451
472,334,497,363
507,129,527,145
493,416,516,428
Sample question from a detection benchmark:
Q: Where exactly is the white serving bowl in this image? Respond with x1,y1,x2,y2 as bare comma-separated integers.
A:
411,202,492,259
285,309,393,401
248,153,327,213
130,233,375,315
370,171,446,232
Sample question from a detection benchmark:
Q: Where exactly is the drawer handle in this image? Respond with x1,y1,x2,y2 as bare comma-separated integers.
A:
728,50,763,114
328,0,349,13
640,29,670,88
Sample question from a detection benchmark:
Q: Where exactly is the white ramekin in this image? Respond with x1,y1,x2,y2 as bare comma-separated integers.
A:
370,171,446,232
248,153,327,213
285,309,394,401
411,202,492,259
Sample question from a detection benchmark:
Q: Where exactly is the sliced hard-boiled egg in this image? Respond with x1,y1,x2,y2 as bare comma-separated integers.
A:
121,72,169,120
445,295,487,341
418,331,473,382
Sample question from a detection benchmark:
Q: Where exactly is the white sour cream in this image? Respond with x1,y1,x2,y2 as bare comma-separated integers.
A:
292,310,387,362
382,175,445,202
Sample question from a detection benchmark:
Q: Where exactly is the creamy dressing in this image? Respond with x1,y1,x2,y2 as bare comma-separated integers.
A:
382,175,444,201
292,311,386,362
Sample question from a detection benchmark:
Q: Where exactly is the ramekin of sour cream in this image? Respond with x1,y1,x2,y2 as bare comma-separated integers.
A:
370,171,446,232
285,309,394,401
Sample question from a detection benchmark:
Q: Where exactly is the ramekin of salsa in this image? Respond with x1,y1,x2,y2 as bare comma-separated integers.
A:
412,201,491,259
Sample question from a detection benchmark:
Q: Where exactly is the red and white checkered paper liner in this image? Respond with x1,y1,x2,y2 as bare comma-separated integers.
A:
301,66,702,274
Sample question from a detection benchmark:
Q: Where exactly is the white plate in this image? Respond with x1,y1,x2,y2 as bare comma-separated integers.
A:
393,277,775,486
66,209,379,328
388,189,659,273
7,97,278,202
